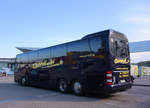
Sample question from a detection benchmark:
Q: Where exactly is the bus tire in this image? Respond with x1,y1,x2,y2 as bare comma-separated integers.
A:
58,80,68,93
73,81,83,96
21,77,27,86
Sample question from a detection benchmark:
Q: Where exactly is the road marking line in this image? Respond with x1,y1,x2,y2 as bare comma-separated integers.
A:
0,92,60,104
121,93,150,98
106,102,118,106
0,99,18,104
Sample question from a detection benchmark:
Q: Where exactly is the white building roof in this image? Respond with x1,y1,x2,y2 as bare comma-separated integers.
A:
16,47,41,53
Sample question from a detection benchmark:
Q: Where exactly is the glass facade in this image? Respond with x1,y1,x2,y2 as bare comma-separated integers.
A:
0,58,15,74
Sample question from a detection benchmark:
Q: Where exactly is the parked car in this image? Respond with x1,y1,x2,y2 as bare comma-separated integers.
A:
2,71,7,76
0,69,7,77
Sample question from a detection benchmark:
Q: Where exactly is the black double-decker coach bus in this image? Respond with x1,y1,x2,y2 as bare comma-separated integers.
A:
14,29,132,95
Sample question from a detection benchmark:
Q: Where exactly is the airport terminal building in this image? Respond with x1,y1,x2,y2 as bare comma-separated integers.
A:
130,40,150,76
0,47,40,74
0,58,15,74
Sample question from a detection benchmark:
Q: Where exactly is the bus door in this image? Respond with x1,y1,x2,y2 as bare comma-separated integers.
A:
38,69,50,87
29,69,39,85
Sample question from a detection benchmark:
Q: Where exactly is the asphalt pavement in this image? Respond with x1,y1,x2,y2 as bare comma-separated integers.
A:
0,76,150,108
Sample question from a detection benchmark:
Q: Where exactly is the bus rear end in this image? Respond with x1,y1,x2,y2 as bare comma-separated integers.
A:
105,30,132,92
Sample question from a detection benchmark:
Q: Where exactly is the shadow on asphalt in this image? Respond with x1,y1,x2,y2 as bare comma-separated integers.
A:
0,76,120,102
0,82,118,102
0,76,121,103
133,84,150,87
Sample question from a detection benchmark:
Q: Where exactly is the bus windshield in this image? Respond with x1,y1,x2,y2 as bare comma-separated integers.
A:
110,33,129,59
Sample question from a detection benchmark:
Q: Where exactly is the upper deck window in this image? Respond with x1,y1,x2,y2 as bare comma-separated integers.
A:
38,48,50,60
20,53,28,63
51,44,67,58
89,36,104,53
68,39,90,53
28,51,38,63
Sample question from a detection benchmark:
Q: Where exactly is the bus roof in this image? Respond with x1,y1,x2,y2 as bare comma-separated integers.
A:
82,29,126,40
16,29,123,57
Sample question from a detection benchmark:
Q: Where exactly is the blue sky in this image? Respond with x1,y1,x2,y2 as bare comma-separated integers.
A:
0,0,150,58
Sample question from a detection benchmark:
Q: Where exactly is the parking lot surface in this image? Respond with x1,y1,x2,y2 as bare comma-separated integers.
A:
0,76,150,108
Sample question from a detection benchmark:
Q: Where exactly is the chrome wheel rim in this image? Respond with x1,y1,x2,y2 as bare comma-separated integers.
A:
22,77,26,85
59,81,67,92
74,82,82,94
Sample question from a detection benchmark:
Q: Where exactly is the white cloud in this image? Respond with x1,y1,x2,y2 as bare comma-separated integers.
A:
123,2,150,25
131,52,150,63
127,16,150,24
129,27,150,42
123,4,150,42
140,28,150,34
128,28,150,42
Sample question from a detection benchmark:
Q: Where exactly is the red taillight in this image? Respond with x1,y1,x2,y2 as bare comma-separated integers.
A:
106,82,113,85
107,71,112,74
107,77,112,79
106,71,113,85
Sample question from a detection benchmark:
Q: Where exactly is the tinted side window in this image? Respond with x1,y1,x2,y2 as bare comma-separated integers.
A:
89,36,103,53
68,39,90,53
31,70,38,75
28,51,38,63
38,48,50,60
51,44,67,58
16,55,21,63
20,53,28,63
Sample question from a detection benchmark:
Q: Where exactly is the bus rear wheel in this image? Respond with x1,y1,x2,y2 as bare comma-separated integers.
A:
73,81,83,95
59,80,68,93
21,77,27,86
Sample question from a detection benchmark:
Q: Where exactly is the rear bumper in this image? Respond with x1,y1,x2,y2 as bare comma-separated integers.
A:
104,82,132,93
84,82,132,94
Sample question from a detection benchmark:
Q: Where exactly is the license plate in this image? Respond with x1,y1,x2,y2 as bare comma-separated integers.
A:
119,72,129,78
120,80,126,83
